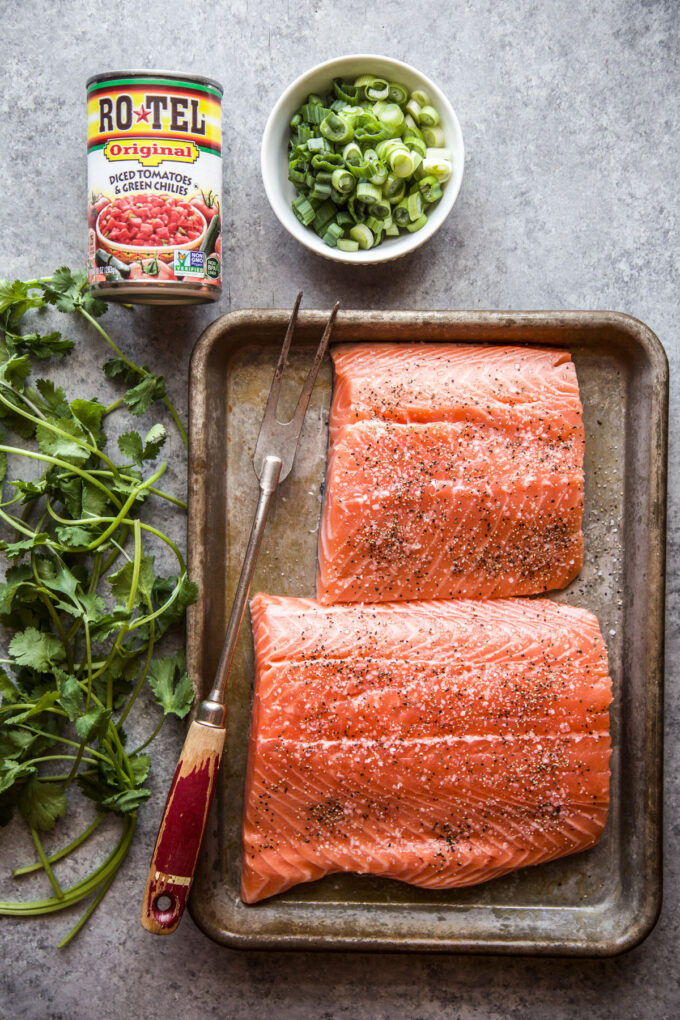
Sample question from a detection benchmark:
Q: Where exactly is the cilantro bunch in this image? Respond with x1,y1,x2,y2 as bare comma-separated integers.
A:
0,270,196,946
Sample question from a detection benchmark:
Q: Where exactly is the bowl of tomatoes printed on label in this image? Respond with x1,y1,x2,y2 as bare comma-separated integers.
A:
90,191,221,281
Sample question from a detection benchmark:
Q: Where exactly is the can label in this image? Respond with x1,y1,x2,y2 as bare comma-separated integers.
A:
87,73,222,295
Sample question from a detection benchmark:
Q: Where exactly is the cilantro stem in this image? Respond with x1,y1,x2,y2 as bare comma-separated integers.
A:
130,712,165,755
31,828,64,900
117,607,155,730
13,814,104,876
57,866,117,949
0,390,120,475
0,813,136,918
0,445,123,508
78,308,188,449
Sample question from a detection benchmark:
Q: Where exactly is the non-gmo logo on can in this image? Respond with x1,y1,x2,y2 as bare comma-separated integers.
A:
174,250,205,277
206,254,221,280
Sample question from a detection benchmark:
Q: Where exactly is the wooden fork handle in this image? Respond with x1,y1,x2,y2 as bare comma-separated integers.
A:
140,720,225,934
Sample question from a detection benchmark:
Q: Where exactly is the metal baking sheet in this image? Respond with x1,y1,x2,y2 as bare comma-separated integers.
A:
186,310,666,955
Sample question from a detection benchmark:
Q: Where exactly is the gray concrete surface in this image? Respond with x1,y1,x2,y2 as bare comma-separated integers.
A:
0,1,678,1017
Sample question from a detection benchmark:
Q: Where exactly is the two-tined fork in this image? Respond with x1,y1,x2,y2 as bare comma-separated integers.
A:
141,294,339,934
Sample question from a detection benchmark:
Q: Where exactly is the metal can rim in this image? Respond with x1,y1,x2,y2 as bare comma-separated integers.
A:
86,69,224,96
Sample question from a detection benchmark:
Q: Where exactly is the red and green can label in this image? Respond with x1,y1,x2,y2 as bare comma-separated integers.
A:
87,73,222,296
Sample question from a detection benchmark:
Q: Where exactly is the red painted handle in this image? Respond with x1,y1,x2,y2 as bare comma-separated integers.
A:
140,720,225,935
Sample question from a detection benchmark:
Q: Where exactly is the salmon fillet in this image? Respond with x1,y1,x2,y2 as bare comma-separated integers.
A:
241,594,612,904
329,342,584,442
318,343,585,604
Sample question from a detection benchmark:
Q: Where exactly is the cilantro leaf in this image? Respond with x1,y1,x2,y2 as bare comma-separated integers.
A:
0,760,37,795
55,525,95,548
103,357,139,386
18,777,67,831
118,423,166,465
152,573,199,631
70,398,105,444
107,555,155,605
6,330,74,361
0,667,19,705
9,627,66,671
128,753,150,787
123,374,167,416
0,279,44,327
142,423,166,460
0,532,51,559
0,353,32,388
148,652,194,718
56,671,83,722
35,418,90,464
75,705,112,743
118,430,143,464
33,378,70,416
42,267,107,318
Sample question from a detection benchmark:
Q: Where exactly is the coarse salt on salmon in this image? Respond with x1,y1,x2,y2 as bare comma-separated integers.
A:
241,594,611,904
318,343,585,604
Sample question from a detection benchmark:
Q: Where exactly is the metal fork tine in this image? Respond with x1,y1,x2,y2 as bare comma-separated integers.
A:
289,301,340,431
260,290,303,427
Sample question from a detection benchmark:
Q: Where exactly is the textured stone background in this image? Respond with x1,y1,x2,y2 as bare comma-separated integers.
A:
0,1,678,1017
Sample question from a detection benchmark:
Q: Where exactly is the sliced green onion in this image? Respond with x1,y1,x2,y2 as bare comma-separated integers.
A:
348,195,367,222
390,148,416,178
333,78,360,103
375,102,405,134
301,103,329,124
342,141,363,165
383,172,406,202
292,195,315,226
388,82,409,105
367,199,391,221
422,157,452,182
331,168,355,194
405,135,427,158
369,160,389,186
406,212,428,232
354,74,377,87
417,104,440,127
307,136,329,153
422,125,446,147
356,181,382,204
288,74,449,251
407,192,424,221
365,78,389,101
320,112,354,144
350,223,374,249
321,221,344,246
411,88,430,106
393,198,411,226
419,175,443,203
312,200,337,232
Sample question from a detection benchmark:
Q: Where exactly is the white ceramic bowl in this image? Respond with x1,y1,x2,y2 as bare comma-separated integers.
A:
261,54,464,264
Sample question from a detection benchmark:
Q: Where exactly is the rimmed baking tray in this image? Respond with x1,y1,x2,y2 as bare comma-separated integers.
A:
186,309,666,955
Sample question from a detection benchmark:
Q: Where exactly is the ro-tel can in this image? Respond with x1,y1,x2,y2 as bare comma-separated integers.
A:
87,70,223,305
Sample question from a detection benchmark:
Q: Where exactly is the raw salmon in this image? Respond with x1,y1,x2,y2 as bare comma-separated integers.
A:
318,343,585,604
241,594,611,904
329,342,584,442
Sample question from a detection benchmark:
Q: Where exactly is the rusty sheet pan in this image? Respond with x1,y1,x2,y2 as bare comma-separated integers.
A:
185,309,666,955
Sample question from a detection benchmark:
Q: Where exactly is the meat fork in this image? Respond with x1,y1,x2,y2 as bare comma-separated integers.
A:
141,294,339,934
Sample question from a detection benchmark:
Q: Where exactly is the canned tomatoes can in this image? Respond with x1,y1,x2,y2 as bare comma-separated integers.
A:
87,70,223,305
